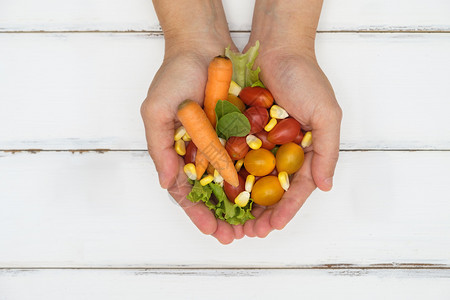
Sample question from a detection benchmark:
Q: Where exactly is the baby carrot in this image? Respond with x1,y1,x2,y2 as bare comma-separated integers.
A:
203,56,233,127
177,100,239,187
195,151,208,180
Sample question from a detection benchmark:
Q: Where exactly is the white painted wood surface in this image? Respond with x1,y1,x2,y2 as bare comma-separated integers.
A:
1,0,449,32
0,151,449,267
1,269,449,300
1,33,450,150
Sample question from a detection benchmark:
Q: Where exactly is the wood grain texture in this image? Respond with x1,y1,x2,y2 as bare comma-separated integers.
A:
0,268,449,300
0,33,449,150
1,0,449,32
0,151,449,267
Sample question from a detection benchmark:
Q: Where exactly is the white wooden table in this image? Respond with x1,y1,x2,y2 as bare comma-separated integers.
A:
1,0,450,298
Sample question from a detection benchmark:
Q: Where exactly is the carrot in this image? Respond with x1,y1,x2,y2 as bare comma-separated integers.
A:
177,100,239,187
195,151,208,180
203,56,233,127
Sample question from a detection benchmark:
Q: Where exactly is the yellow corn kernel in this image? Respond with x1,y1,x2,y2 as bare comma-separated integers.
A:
270,105,289,119
174,139,186,156
174,126,186,141
235,159,244,172
301,131,312,148
183,163,197,180
228,80,242,97
245,175,255,192
213,169,224,184
264,118,278,132
200,174,214,186
278,171,290,191
218,137,226,147
235,191,250,207
246,134,262,150
182,131,191,142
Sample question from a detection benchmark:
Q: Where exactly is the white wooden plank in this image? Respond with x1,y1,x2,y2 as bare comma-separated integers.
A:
1,0,449,32
0,269,449,300
0,33,449,150
0,151,449,267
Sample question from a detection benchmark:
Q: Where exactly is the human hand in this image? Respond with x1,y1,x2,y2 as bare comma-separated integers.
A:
242,0,342,238
141,1,245,244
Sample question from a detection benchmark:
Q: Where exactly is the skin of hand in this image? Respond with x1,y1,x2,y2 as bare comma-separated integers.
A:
242,0,343,238
141,0,244,244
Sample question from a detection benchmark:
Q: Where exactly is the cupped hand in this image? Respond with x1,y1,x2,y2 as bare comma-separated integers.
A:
242,45,343,238
141,41,245,244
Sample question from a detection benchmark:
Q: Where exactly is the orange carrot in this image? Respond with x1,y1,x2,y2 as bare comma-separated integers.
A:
195,151,208,180
177,100,239,187
203,56,233,127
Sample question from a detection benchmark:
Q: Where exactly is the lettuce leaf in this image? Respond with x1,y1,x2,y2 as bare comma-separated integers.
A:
225,41,265,88
187,181,255,225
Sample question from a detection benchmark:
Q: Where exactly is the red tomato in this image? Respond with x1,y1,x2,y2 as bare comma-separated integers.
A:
244,106,269,134
255,130,276,150
238,167,260,182
267,118,301,144
239,87,274,108
224,175,245,203
184,141,197,164
293,130,305,144
225,136,249,160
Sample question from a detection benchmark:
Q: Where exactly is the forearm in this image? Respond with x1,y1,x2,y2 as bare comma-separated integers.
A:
152,0,234,57
249,0,323,56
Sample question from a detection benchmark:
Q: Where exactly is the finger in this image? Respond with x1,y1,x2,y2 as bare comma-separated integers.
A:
233,225,245,240
311,107,342,191
243,205,265,237
270,152,316,230
141,100,179,189
254,209,274,238
168,161,218,235
212,220,235,245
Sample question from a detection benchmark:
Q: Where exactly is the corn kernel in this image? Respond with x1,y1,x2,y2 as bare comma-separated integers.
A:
235,191,250,207
278,171,290,191
264,118,278,132
174,139,186,156
235,159,244,172
174,126,186,141
182,131,191,142
213,169,224,184
219,137,226,147
183,163,197,180
301,131,312,148
245,175,255,192
270,105,289,119
246,134,262,150
200,174,214,186
228,80,242,97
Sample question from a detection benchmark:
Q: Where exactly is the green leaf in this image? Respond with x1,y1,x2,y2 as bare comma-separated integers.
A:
216,112,250,140
225,40,261,88
187,180,212,204
215,100,240,122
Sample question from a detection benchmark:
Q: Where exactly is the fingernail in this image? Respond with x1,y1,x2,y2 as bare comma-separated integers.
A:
324,177,333,189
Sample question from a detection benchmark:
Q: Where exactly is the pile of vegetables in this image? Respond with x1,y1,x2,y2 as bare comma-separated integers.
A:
173,42,312,225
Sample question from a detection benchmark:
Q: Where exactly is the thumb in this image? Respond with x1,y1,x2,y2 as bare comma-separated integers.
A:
141,101,179,189
310,107,342,191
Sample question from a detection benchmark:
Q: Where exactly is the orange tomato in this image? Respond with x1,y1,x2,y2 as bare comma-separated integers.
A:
226,94,246,112
244,148,276,176
276,142,304,174
251,176,284,206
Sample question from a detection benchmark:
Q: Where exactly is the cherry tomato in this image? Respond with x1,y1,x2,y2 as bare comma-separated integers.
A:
226,94,246,112
255,130,275,150
224,174,245,203
293,130,305,144
238,167,261,182
244,106,269,134
244,148,276,176
184,141,197,164
225,136,249,160
276,142,305,174
251,176,284,206
239,87,274,108
267,118,301,144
